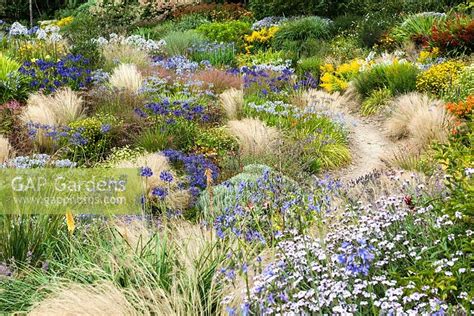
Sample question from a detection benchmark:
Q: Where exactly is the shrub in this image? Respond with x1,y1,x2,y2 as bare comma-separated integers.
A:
442,64,474,102
193,127,239,160
357,12,396,48
320,59,362,93
360,88,392,116
354,61,419,98
416,60,464,97
227,118,282,158
433,121,474,219
109,64,143,94
429,14,474,56
244,26,279,53
162,30,207,56
61,115,117,165
272,17,332,58
196,21,252,49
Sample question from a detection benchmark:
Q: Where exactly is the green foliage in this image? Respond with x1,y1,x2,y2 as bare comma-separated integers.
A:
434,121,474,219
174,13,210,31
196,20,252,49
0,215,64,264
360,88,393,116
62,13,104,68
273,17,332,51
62,115,117,165
135,118,198,152
357,12,396,48
237,49,286,67
354,62,419,98
162,30,207,57
192,127,238,160
391,12,447,43
443,64,474,102
190,43,237,68
296,56,322,80
0,53,20,82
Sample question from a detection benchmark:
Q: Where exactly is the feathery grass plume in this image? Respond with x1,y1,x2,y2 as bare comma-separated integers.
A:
49,87,85,125
109,63,143,94
385,142,425,170
0,135,11,163
164,221,227,315
21,89,85,150
116,153,191,210
385,93,454,147
103,43,150,71
219,88,243,120
29,282,138,316
227,118,281,157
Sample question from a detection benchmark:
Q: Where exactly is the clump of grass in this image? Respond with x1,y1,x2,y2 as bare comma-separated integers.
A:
220,88,244,120
0,134,11,163
29,282,137,316
385,92,455,148
360,88,392,116
227,118,282,157
102,43,150,72
162,30,206,56
21,88,85,150
109,64,143,94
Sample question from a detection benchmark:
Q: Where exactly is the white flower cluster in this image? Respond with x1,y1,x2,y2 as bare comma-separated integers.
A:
36,25,63,43
93,33,166,53
8,22,28,36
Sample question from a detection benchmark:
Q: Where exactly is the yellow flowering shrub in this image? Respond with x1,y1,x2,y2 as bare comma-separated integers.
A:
244,26,279,53
416,60,465,96
320,59,363,93
54,16,74,28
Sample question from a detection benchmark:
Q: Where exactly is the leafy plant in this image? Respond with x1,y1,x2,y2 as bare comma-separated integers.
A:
360,88,392,116
162,30,207,57
354,61,419,98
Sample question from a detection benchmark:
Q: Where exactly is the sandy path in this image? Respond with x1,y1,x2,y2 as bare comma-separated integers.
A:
331,113,394,183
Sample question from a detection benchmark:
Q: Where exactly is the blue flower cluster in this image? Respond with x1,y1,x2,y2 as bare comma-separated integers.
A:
27,122,111,146
336,239,376,276
240,65,294,95
152,56,209,75
162,149,219,195
251,17,288,31
143,97,210,122
19,54,92,93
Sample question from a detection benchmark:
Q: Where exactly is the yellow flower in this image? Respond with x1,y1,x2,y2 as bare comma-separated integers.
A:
31,58,38,63
66,210,75,234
